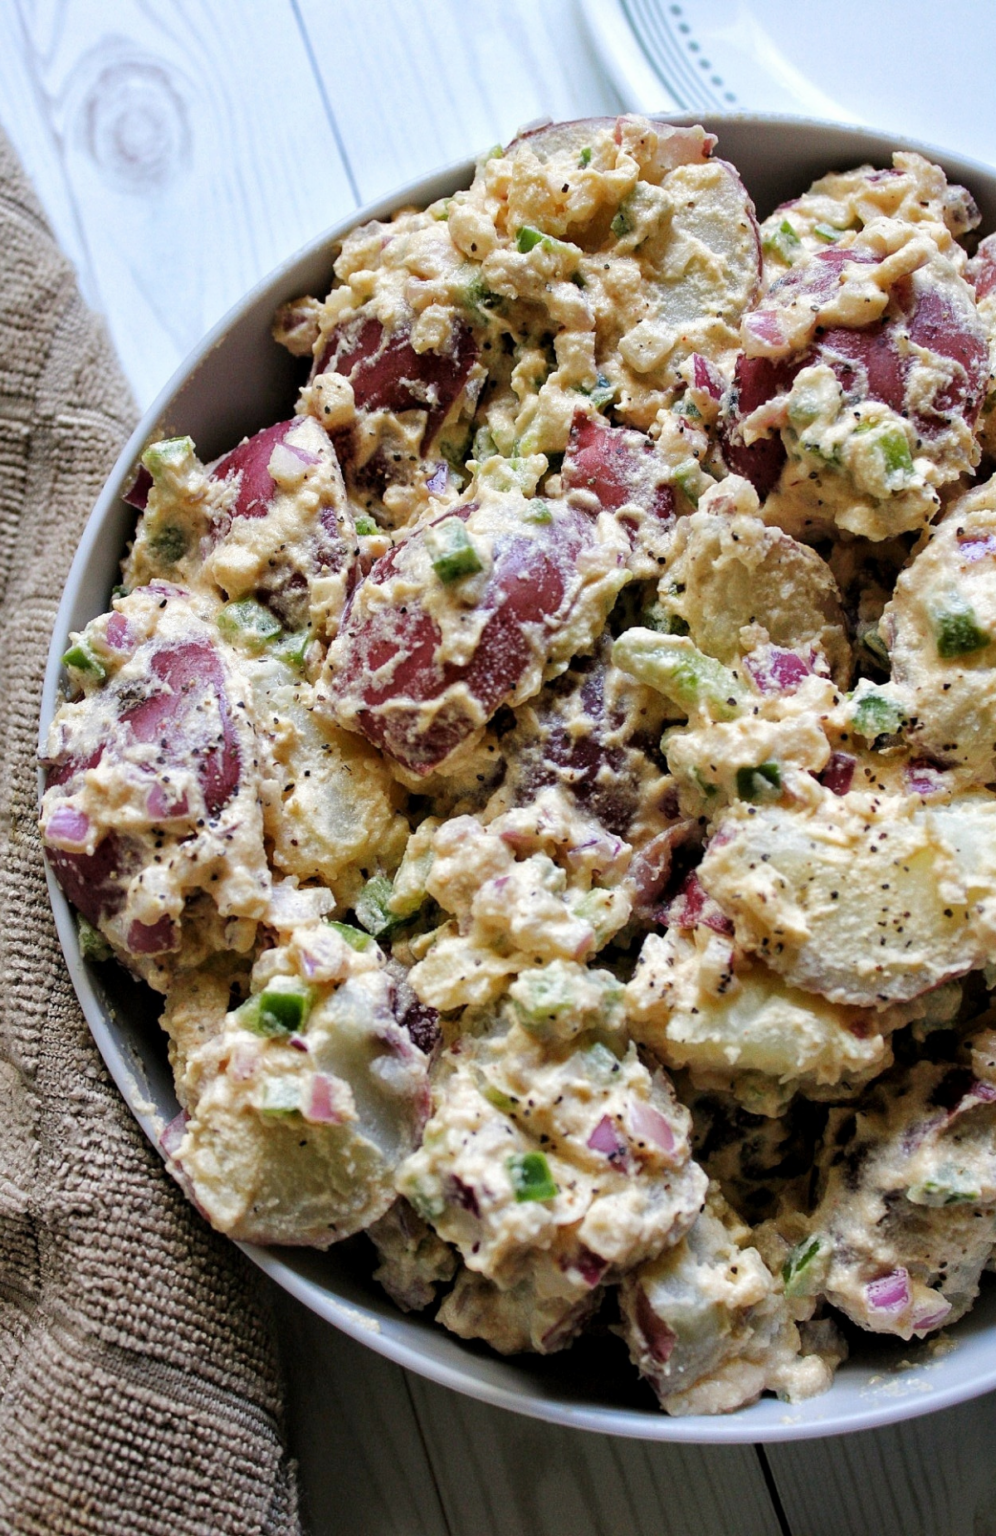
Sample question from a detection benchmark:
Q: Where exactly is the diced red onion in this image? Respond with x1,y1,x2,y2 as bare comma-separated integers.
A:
635,1286,677,1363
146,783,189,820
587,1114,628,1162
626,1098,675,1156
122,465,153,510
425,462,448,494
911,1298,952,1332
744,646,814,695
568,1246,609,1288
446,1175,480,1217
664,872,734,936
104,612,133,651
159,1109,189,1158
957,533,996,562
865,1268,911,1313
821,752,856,797
904,760,948,797
303,1073,347,1124
45,805,91,848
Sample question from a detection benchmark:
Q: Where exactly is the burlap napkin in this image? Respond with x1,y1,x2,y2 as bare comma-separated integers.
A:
0,127,300,1535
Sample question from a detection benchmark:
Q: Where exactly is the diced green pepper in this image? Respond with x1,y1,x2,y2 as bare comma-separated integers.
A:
326,919,374,952
580,1040,623,1084
522,499,553,525
354,515,378,536
141,435,195,477
673,459,705,506
813,222,843,243
111,583,130,600
354,874,399,938
150,524,188,563
62,642,107,683
588,372,616,411
613,630,744,720
510,960,623,1036
611,205,632,239
578,146,592,167
782,1235,830,1298
931,597,991,659
850,691,907,742
858,623,890,669
507,1151,558,1203
217,598,284,651
471,425,498,462
406,1181,446,1221
907,1176,980,1206
641,602,689,636
762,218,801,262
516,227,579,269
236,982,313,1038
257,1078,301,1117
77,915,112,963
482,1083,515,1114
735,761,782,802
427,517,483,583
275,630,311,670
516,225,545,253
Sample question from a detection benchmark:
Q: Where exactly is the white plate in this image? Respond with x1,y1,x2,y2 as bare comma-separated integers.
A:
583,0,996,170
39,114,996,1443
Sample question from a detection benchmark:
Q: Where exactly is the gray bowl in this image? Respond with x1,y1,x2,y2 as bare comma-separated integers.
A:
39,114,996,1442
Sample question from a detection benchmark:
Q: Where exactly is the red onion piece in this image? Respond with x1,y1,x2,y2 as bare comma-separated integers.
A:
865,1268,911,1313
122,464,153,510
958,533,996,562
104,612,133,652
911,1298,952,1332
745,646,814,695
303,1073,347,1124
45,806,91,847
587,1114,628,1162
903,760,948,798
626,1098,675,1157
159,1109,189,1158
821,752,856,797
635,1286,677,1363
663,872,734,936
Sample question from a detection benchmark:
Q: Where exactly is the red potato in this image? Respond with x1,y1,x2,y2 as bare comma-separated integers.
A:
725,249,989,496
326,502,599,775
562,410,674,525
968,232,996,300
210,419,318,519
508,116,716,175
44,631,242,951
315,315,479,445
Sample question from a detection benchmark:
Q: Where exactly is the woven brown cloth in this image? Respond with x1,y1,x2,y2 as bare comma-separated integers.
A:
0,127,300,1535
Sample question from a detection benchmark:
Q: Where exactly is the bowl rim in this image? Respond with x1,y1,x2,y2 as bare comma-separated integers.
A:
38,110,996,1444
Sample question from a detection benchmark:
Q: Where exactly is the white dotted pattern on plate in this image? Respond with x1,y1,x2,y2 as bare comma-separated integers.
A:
621,0,738,109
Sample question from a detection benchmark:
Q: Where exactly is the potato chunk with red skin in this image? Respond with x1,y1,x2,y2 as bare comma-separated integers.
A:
723,242,989,536
807,1046,996,1339
41,588,268,982
323,490,628,776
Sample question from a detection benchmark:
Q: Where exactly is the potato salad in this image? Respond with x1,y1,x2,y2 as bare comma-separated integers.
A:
41,115,996,1415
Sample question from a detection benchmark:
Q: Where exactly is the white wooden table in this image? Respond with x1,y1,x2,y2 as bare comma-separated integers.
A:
5,2,996,1530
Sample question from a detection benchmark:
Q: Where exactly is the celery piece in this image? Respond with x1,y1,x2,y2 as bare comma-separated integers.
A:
326,919,373,952
673,459,704,507
150,524,187,564
580,1041,623,1085
237,982,313,1038
516,225,546,253
907,1175,980,1206
511,961,622,1036
611,205,632,239
406,1181,446,1221
507,1151,558,1203
482,1083,515,1114
471,425,498,462
782,1235,830,1298
813,223,842,243
217,598,283,651
462,272,506,323
141,436,195,477
77,915,112,963
878,427,914,477
578,146,592,167
427,517,483,583
736,761,782,803
275,630,311,670
354,515,378,536
522,499,553,525
931,597,991,659
588,372,616,411
62,643,106,683
111,584,130,600
258,1078,301,1117
850,691,907,741
762,218,801,262
613,630,744,720
354,874,399,938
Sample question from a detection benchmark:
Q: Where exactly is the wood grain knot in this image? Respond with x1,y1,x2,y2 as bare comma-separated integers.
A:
80,59,191,196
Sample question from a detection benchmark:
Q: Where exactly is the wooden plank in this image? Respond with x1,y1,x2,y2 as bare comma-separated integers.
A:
293,0,623,206
270,1287,452,1536
766,1390,996,1536
1,0,359,408
406,1371,781,1536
